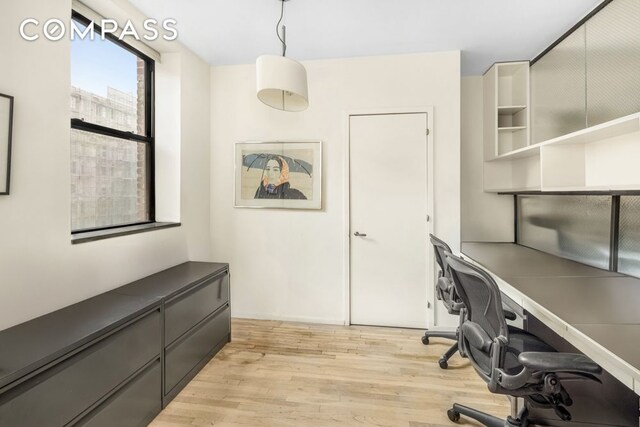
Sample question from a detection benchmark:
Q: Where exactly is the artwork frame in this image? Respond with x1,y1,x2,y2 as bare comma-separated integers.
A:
235,140,322,209
0,93,14,196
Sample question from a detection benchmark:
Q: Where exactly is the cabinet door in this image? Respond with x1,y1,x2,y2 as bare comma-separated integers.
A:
75,360,161,427
164,272,229,346
165,305,230,396
0,310,160,427
586,0,640,127
531,26,586,143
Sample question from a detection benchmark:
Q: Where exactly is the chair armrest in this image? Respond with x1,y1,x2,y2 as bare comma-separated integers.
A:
518,352,602,375
461,321,492,352
451,301,465,312
503,308,517,321
437,276,451,292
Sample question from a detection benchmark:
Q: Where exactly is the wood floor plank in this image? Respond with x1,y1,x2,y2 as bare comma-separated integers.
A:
150,319,509,426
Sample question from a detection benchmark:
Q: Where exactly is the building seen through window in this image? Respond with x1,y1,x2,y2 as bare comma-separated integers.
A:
70,13,153,232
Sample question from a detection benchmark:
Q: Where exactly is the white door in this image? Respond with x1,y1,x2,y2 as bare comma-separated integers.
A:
350,113,430,328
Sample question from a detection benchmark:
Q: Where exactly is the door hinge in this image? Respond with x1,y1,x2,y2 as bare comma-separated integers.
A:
426,128,430,136
427,301,432,309
426,214,430,222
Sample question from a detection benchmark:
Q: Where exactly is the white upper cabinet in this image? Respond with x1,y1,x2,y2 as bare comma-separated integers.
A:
586,0,640,127
530,26,586,144
483,0,640,193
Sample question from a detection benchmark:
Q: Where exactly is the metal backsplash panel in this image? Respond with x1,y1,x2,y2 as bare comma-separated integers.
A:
518,196,611,270
531,26,586,144
618,196,640,278
586,0,640,126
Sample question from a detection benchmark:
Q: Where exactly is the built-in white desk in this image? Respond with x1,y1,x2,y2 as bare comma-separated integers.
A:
462,242,640,426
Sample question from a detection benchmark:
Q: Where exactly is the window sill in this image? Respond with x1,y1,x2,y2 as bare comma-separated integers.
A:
71,222,181,244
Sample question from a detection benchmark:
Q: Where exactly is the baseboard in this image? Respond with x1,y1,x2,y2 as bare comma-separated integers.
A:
232,312,437,329
232,312,346,326
426,325,457,331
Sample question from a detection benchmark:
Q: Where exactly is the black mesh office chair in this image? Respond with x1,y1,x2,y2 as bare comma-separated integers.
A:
443,252,602,427
422,234,463,369
424,234,516,369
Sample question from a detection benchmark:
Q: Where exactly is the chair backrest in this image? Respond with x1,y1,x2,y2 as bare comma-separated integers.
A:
445,251,509,379
429,233,452,279
429,234,460,314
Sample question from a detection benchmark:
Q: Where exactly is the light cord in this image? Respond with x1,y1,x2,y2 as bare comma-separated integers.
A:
276,0,287,56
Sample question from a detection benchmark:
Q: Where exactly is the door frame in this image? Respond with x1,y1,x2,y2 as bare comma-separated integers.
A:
343,107,435,328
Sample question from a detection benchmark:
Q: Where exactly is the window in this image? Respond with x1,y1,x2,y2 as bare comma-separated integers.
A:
70,11,154,233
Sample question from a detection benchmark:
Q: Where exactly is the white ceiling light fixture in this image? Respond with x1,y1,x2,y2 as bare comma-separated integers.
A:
256,0,308,112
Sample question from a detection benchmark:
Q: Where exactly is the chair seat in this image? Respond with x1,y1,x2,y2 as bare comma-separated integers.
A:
467,326,556,375
504,326,556,375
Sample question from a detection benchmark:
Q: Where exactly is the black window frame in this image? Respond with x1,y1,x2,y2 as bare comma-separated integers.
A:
70,10,155,235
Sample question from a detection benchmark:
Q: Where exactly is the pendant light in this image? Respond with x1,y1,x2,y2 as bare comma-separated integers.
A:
256,0,309,112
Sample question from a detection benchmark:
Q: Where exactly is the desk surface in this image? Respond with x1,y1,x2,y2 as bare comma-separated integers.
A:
574,324,640,373
507,276,640,325
461,242,640,395
461,242,621,279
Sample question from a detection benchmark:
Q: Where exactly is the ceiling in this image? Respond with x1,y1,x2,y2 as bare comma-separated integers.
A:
129,0,603,75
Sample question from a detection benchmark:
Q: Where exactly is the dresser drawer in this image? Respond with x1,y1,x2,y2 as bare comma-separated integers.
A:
75,359,161,427
165,272,229,345
165,305,230,395
0,309,160,427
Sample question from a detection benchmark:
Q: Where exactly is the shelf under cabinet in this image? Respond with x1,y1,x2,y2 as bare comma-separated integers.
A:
544,113,640,146
485,113,640,193
492,113,640,161
498,105,527,115
491,145,541,162
498,126,527,132
541,184,640,192
488,186,541,193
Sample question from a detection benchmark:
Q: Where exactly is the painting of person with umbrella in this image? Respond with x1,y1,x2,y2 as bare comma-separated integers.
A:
235,141,322,209
252,154,308,199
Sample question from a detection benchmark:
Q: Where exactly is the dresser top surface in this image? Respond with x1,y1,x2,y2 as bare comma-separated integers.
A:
0,261,228,390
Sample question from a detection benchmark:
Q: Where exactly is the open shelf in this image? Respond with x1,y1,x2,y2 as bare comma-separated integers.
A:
498,126,527,132
540,184,640,192
543,112,640,147
486,186,542,193
485,113,640,193
491,144,541,161
498,105,527,115
497,64,528,107
484,61,530,161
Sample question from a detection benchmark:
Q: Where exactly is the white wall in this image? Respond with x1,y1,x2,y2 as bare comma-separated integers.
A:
180,49,213,260
210,52,461,326
0,0,212,330
461,76,514,242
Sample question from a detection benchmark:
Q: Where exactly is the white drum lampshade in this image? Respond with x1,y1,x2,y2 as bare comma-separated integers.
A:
256,55,308,112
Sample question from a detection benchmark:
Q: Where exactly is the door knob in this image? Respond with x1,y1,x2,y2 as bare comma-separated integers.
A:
353,232,367,237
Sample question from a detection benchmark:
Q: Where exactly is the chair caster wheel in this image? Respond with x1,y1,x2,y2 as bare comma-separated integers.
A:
439,358,448,369
421,335,429,345
447,409,460,422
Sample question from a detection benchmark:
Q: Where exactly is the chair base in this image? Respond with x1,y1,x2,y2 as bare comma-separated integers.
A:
422,330,457,343
448,404,529,427
422,330,459,369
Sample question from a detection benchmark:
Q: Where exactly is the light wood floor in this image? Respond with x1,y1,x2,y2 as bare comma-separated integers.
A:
150,319,509,427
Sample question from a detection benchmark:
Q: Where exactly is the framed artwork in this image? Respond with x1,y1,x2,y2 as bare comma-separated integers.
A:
235,141,322,209
0,93,13,195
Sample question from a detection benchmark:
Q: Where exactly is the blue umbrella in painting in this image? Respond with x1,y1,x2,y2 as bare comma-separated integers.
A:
242,153,313,176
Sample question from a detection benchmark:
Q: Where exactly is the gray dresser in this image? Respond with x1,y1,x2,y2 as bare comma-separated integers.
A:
0,262,230,427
